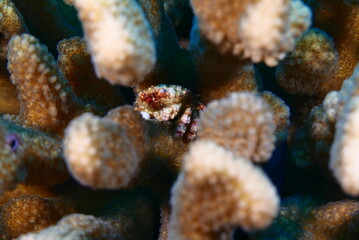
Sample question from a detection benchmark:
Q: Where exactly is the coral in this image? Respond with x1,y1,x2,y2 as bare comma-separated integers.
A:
11,0,79,54
0,0,27,61
251,195,320,240
0,195,73,239
1,0,358,237
0,118,67,194
17,214,122,240
190,19,259,104
309,105,334,142
158,203,170,240
300,200,359,239
0,184,56,206
7,33,84,135
276,28,339,97
64,113,139,189
0,66,19,114
191,0,311,66
253,198,359,240
105,106,149,159
330,96,359,196
73,0,156,86
308,0,359,91
168,140,279,239
261,91,290,143
57,37,125,113
18,186,160,240
135,0,195,92
198,92,276,163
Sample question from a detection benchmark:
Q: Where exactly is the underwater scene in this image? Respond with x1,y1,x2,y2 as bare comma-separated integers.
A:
0,0,357,239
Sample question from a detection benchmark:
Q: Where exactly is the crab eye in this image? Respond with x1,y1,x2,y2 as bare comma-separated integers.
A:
6,133,20,153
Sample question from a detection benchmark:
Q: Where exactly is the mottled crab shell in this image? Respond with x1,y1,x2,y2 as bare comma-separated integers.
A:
134,85,190,121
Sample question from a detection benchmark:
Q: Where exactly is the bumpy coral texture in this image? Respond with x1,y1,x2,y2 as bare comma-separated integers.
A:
276,28,339,96
18,214,122,240
64,113,139,189
300,200,359,239
0,0,27,60
189,20,258,104
198,92,276,163
330,96,359,196
261,91,290,142
0,195,73,239
253,197,359,240
309,0,359,92
191,0,311,66
7,33,82,134
168,140,279,240
57,37,124,112
0,119,67,194
105,105,148,159
73,0,156,86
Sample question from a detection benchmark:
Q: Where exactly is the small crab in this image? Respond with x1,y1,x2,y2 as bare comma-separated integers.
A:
134,84,205,143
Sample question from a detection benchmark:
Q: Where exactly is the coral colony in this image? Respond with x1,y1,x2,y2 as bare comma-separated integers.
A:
0,0,357,239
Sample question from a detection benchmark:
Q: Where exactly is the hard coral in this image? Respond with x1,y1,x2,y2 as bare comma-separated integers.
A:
308,0,359,91
7,33,83,135
18,214,122,240
191,0,311,66
73,0,156,86
190,19,259,104
64,113,139,189
57,37,125,113
276,28,339,97
168,140,279,239
0,119,67,194
0,195,73,239
198,92,276,163
0,0,27,61
330,96,359,196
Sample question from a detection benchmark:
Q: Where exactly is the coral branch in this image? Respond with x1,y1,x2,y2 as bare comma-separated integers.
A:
73,0,156,86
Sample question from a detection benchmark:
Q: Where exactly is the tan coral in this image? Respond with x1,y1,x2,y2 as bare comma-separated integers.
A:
190,20,258,104
324,65,359,123
191,0,311,66
168,140,279,240
73,0,156,86
0,195,73,239
239,0,311,66
198,92,276,163
0,118,68,194
105,105,148,159
0,0,27,60
63,113,139,189
57,37,125,112
0,67,19,115
330,96,359,196
261,91,290,143
300,200,359,240
7,33,83,134
309,0,359,92
276,28,339,96
18,214,122,240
